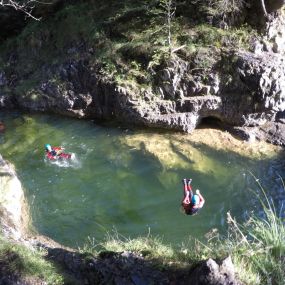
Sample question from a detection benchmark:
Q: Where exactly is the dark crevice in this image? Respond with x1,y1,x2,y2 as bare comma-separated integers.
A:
197,116,227,130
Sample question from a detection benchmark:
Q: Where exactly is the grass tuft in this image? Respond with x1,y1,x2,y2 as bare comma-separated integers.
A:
0,235,64,285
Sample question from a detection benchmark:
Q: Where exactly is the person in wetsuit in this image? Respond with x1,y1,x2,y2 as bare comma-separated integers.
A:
45,144,64,158
181,178,205,215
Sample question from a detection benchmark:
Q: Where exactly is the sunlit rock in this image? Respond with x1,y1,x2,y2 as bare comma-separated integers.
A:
0,154,28,239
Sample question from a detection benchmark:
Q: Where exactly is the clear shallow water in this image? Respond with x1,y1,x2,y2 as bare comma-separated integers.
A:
0,112,284,248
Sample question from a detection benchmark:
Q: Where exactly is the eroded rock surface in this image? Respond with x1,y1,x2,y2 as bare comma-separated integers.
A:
188,256,243,285
0,154,28,239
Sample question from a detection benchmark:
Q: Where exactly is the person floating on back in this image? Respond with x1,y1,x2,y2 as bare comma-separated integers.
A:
181,178,205,215
45,144,73,160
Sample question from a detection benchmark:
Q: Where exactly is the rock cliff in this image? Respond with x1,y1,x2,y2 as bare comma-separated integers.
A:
0,154,28,240
0,1,284,146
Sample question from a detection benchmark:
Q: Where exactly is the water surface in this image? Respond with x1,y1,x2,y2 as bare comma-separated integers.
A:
0,112,284,248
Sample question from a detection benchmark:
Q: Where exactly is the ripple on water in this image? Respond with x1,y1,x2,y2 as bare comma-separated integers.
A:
44,154,82,169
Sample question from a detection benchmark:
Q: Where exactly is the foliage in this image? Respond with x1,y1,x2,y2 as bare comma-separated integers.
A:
80,229,176,262
157,0,176,53
0,0,258,94
103,229,175,260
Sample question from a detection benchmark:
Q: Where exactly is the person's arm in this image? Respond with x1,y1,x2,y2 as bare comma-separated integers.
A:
183,191,190,204
196,190,205,207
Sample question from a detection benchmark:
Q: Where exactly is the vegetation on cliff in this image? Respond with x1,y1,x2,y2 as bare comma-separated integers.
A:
0,0,262,95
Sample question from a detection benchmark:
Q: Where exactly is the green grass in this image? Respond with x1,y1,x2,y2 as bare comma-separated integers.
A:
0,235,64,285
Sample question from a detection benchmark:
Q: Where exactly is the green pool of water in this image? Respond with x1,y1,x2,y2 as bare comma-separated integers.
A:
0,112,284,248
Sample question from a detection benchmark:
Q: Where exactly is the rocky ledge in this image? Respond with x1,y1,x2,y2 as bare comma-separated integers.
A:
0,52,284,147
0,48,285,147
0,155,243,284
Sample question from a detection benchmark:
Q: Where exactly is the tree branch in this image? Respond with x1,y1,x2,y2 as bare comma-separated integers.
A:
260,0,268,17
0,0,44,20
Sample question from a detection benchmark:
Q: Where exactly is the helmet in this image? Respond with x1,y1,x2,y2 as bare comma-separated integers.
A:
45,144,52,151
192,194,200,205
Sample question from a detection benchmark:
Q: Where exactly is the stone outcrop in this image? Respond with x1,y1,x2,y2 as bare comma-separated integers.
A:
264,11,285,53
233,121,285,145
0,154,28,239
188,256,243,285
1,49,285,145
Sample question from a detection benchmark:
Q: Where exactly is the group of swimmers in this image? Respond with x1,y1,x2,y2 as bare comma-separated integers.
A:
45,144,205,216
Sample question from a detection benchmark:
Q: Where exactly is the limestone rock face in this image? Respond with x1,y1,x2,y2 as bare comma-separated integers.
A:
1,51,285,145
0,154,28,239
233,122,285,146
264,13,285,54
235,51,285,116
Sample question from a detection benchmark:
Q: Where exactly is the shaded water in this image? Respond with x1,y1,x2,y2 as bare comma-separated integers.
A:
0,112,284,248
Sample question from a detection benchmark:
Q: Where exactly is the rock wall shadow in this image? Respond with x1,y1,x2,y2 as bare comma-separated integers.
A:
45,246,242,285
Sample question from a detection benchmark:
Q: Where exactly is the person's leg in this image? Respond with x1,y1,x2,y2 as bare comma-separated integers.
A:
182,179,190,204
187,179,193,201
182,178,188,196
